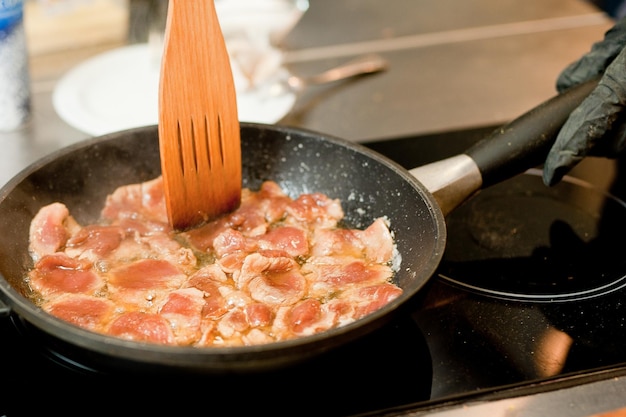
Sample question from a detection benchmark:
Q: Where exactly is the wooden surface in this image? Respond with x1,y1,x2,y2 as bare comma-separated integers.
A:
24,0,128,56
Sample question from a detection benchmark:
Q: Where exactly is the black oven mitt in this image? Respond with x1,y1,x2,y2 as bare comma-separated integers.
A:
543,17,626,186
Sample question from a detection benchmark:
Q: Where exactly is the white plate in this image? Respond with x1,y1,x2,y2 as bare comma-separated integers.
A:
52,44,296,136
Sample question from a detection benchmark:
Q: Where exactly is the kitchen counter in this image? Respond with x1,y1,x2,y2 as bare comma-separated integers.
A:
279,0,613,142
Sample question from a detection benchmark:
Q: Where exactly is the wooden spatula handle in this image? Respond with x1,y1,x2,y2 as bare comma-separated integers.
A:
158,0,241,230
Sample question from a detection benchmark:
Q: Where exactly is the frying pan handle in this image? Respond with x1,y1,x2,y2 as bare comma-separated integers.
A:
410,77,600,216
465,77,600,188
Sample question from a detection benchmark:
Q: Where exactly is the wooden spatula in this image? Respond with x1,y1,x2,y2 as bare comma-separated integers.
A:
158,0,241,230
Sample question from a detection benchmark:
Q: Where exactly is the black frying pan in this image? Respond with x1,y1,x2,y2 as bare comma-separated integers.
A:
0,79,597,373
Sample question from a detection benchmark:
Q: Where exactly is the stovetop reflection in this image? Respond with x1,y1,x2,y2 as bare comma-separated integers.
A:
3,124,626,416
0,310,432,416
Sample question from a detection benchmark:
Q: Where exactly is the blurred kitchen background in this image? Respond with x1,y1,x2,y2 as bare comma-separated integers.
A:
25,0,128,91
3,0,617,186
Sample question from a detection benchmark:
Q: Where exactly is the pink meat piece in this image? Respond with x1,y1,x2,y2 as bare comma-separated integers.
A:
65,224,125,260
143,233,197,272
226,195,270,237
185,263,228,285
339,283,403,320
285,192,343,228
285,298,336,336
311,218,394,263
226,181,292,235
115,216,169,236
213,228,256,258
217,251,248,274
237,253,306,306
107,259,187,310
244,302,273,327
254,180,292,222
43,293,115,331
310,228,364,258
29,253,103,298
217,308,249,340
72,227,197,274
108,311,175,345
108,259,185,290
95,234,152,265
302,256,393,296
256,226,309,258
159,287,205,316
183,268,229,319
219,287,254,310
271,300,337,339
199,285,229,319
100,176,168,225
360,217,395,264
183,216,230,252
248,267,306,306
257,181,292,223
159,287,205,345
29,202,74,260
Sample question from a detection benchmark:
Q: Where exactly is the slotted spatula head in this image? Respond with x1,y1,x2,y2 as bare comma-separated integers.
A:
158,0,241,231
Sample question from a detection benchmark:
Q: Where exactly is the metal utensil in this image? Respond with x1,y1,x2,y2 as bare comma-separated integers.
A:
262,54,389,97
158,0,241,230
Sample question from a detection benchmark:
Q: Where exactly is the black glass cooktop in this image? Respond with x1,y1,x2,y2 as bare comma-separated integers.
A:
368,125,626,403
3,124,626,416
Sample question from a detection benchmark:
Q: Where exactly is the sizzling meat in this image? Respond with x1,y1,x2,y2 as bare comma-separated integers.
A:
26,177,401,347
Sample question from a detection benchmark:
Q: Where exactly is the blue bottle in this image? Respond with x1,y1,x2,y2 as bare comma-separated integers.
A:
0,0,31,131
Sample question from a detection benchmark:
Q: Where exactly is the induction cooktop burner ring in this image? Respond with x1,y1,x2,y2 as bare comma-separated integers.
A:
437,271,626,303
436,168,626,303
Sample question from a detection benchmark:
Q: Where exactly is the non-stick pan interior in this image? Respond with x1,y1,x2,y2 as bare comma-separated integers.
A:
0,123,445,372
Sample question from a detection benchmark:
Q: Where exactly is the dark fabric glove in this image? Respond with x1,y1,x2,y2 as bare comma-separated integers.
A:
543,17,626,186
